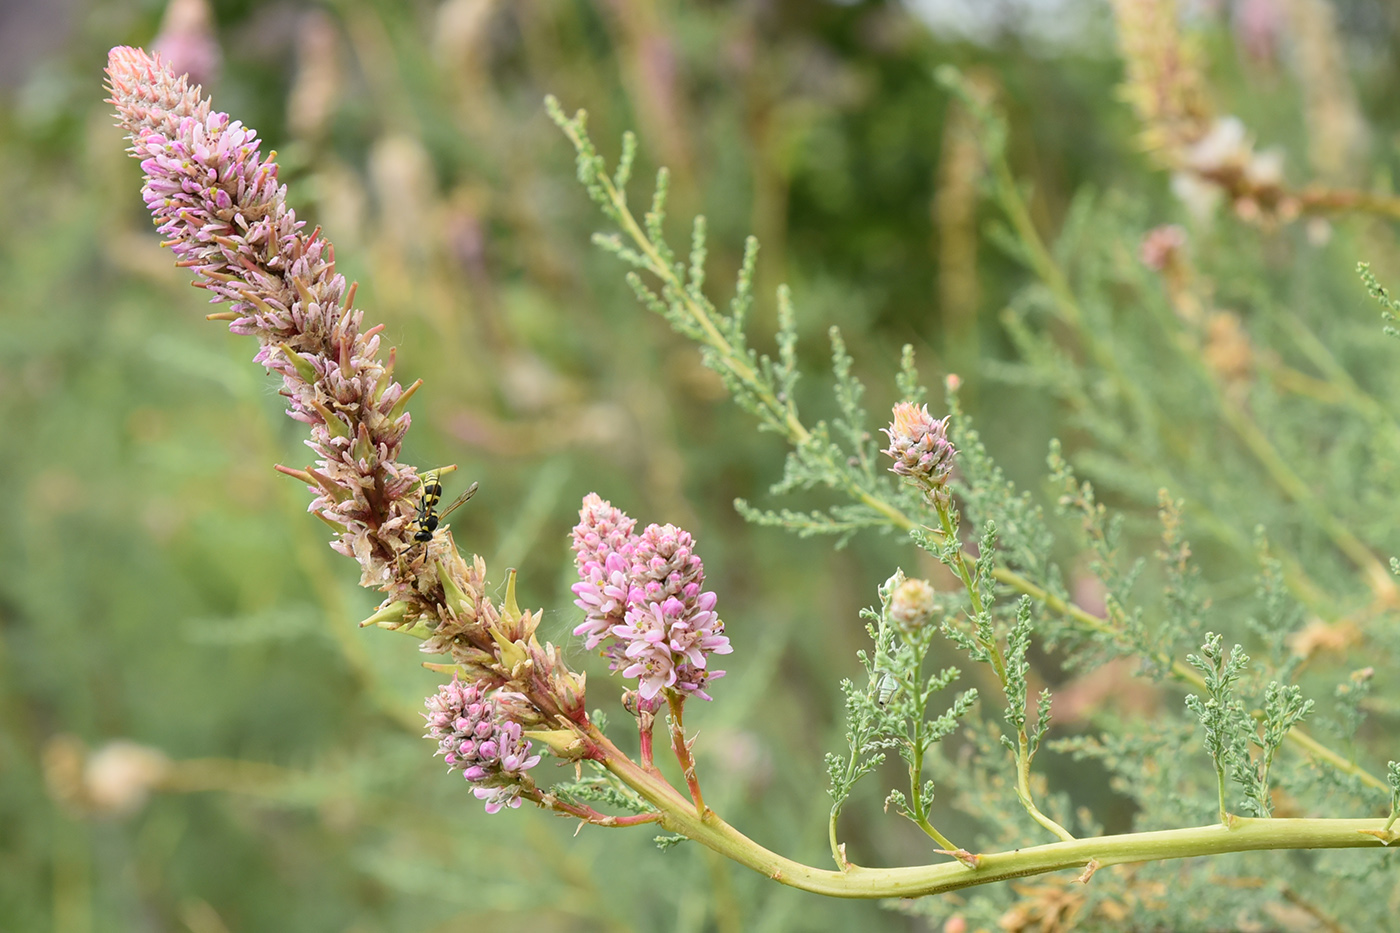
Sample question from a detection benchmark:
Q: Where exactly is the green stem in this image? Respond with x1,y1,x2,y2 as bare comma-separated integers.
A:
593,726,1393,897
933,499,1074,842
902,637,965,857
1215,763,1229,826
912,815,959,853
907,737,960,853
934,503,1005,684
828,803,847,869
1257,743,1281,817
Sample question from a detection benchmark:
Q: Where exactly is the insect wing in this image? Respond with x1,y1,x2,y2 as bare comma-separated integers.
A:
437,482,480,522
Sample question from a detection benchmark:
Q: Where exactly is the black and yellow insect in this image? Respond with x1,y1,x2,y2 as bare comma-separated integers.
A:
412,472,478,543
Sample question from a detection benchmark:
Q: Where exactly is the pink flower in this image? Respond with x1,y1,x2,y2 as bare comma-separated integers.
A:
882,402,956,490
569,497,731,700
424,678,540,813
1139,224,1187,272
571,551,633,649
572,493,637,571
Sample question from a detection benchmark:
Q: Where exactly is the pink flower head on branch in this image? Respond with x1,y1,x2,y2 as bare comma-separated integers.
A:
425,677,542,813
882,402,957,495
570,496,732,702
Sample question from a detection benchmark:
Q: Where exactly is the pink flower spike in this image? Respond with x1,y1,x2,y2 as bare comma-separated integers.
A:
106,45,430,579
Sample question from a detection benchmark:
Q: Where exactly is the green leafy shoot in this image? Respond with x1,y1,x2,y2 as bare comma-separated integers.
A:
943,388,1062,604
546,96,923,546
826,571,977,866
653,834,689,851
908,479,1073,842
1184,633,1254,823
1386,762,1400,833
553,763,657,816
1330,667,1375,757
1246,530,1304,679
1358,262,1400,340
1233,681,1314,817
1154,491,1208,678
1002,597,1052,762
1048,441,1153,671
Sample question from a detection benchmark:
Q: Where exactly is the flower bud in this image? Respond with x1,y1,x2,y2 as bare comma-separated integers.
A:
890,577,936,631
882,403,956,491
424,677,541,813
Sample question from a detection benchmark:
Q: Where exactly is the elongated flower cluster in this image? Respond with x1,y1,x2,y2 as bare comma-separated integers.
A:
106,46,421,583
570,495,731,701
1110,0,1212,162
882,402,956,492
425,677,541,813
107,49,587,800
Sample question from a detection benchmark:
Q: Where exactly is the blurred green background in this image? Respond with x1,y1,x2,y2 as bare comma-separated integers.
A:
4,0,1400,930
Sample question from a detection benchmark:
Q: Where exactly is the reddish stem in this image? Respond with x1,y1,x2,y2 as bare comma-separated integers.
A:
638,702,658,772
666,692,705,813
541,792,662,828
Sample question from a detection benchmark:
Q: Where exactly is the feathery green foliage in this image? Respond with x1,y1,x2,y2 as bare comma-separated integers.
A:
9,3,1400,930
543,30,1400,929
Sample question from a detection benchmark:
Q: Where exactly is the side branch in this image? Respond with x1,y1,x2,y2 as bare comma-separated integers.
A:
588,722,1394,898
545,96,1389,796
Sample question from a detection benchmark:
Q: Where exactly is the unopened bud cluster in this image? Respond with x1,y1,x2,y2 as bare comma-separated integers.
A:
882,402,957,494
571,495,732,702
889,576,937,631
425,677,541,813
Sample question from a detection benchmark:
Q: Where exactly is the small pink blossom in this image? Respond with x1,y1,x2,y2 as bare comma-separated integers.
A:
571,551,633,649
424,678,541,813
572,493,637,570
